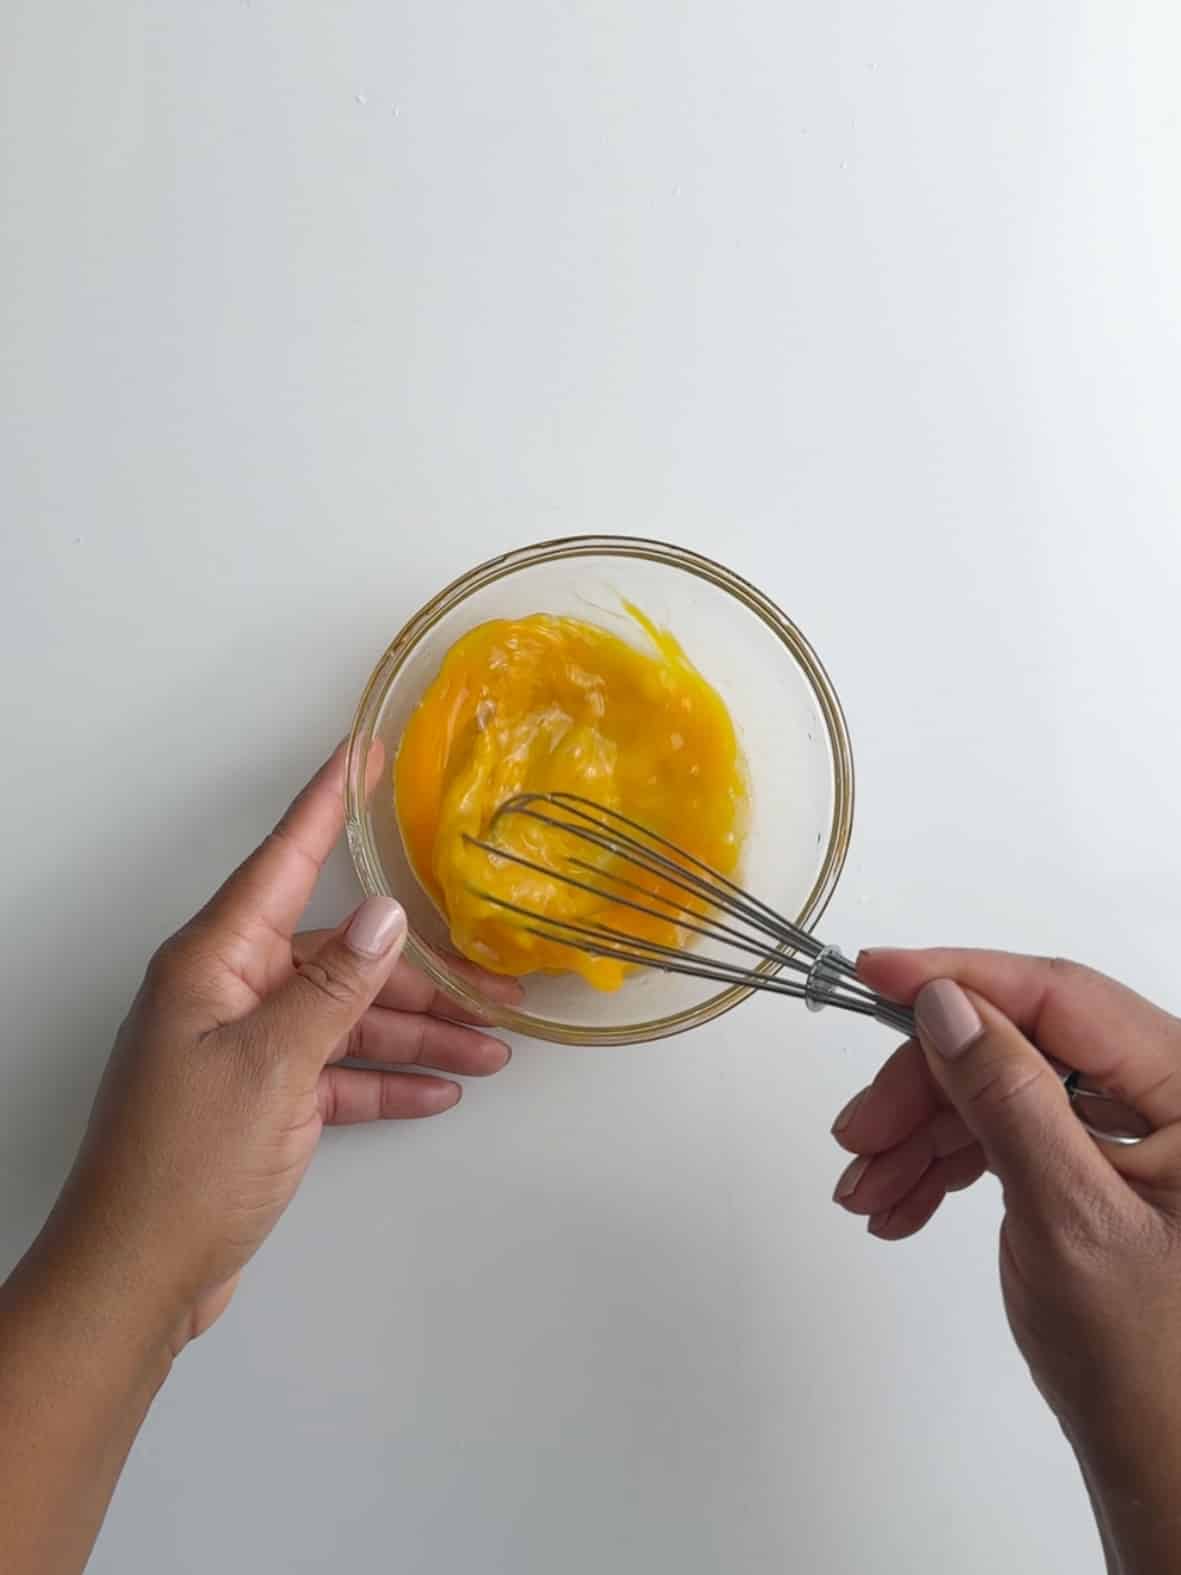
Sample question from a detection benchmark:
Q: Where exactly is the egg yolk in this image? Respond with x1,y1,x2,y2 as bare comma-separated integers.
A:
394,607,747,990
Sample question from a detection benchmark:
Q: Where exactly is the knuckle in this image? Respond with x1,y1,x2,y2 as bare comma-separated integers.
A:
964,1053,1050,1117
380,1077,402,1119
296,954,362,1010
1046,954,1091,989
145,934,187,990
408,1018,430,1066
142,925,228,1012
343,1015,368,1062
319,1072,339,1126
143,933,209,1004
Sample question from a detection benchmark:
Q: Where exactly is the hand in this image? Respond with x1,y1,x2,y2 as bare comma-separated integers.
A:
0,744,520,1574
42,745,518,1353
831,949,1181,1573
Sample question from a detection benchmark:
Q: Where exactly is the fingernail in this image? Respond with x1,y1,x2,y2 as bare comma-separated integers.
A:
346,896,406,958
486,1039,512,1072
834,1154,870,1202
915,979,983,1060
427,1083,462,1114
832,1089,866,1135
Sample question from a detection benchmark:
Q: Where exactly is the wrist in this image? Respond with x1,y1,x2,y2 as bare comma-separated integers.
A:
1066,1412,1181,1575
12,1194,188,1376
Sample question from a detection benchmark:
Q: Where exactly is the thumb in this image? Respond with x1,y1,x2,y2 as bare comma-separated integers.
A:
914,978,1113,1223
254,896,407,1074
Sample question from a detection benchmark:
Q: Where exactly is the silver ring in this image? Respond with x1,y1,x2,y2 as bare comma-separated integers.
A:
1061,1070,1150,1147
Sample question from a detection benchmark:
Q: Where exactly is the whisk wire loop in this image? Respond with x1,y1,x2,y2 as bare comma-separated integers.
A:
459,793,1146,1143
465,792,912,1034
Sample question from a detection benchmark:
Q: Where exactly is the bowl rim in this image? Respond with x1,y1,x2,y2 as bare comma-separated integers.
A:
345,534,855,1045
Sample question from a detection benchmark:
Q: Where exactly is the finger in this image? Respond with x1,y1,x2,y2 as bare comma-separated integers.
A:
199,744,346,942
833,1127,934,1216
381,952,525,1020
861,1147,988,1243
831,1039,943,1155
912,978,1118,1231
929,1108,976,1159
860,948,1181,1131
940,1144,988,1192
866,1165,949,1241
1086,1121,1181,1192
833,1110,977,1214
338,1008,511,1077
294,933,525,1023
244,895,407,1078
318,1067,461,1124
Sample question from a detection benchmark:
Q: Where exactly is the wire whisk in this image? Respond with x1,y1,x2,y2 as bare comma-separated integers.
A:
462,792,1148,1148
463,791,915,1036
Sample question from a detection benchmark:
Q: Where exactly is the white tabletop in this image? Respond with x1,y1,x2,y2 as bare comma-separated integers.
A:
4,4,1180,1571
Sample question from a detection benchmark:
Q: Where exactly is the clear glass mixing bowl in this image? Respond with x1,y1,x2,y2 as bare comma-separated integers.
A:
345,536,854,1045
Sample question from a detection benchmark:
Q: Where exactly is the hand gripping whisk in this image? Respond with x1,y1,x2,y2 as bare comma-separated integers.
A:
464,792,1148,1148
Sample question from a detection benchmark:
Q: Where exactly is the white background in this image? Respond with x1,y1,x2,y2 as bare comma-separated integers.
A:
3,3,1180,1571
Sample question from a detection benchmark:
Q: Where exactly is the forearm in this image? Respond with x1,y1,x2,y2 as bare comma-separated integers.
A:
0,1221,175,1575
1070,1420,1181,1575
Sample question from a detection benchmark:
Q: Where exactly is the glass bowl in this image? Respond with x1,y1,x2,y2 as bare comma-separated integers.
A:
345,536,854,1046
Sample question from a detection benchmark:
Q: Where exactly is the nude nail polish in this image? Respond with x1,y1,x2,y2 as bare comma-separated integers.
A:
346,896,406,957
914,979,984,1060
834,1154,870,1202
832,1089,866,1135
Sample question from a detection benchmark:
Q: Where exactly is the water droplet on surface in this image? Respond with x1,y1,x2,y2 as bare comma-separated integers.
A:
355,91,368,106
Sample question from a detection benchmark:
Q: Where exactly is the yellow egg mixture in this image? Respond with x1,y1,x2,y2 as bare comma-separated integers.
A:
394,607,747,990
